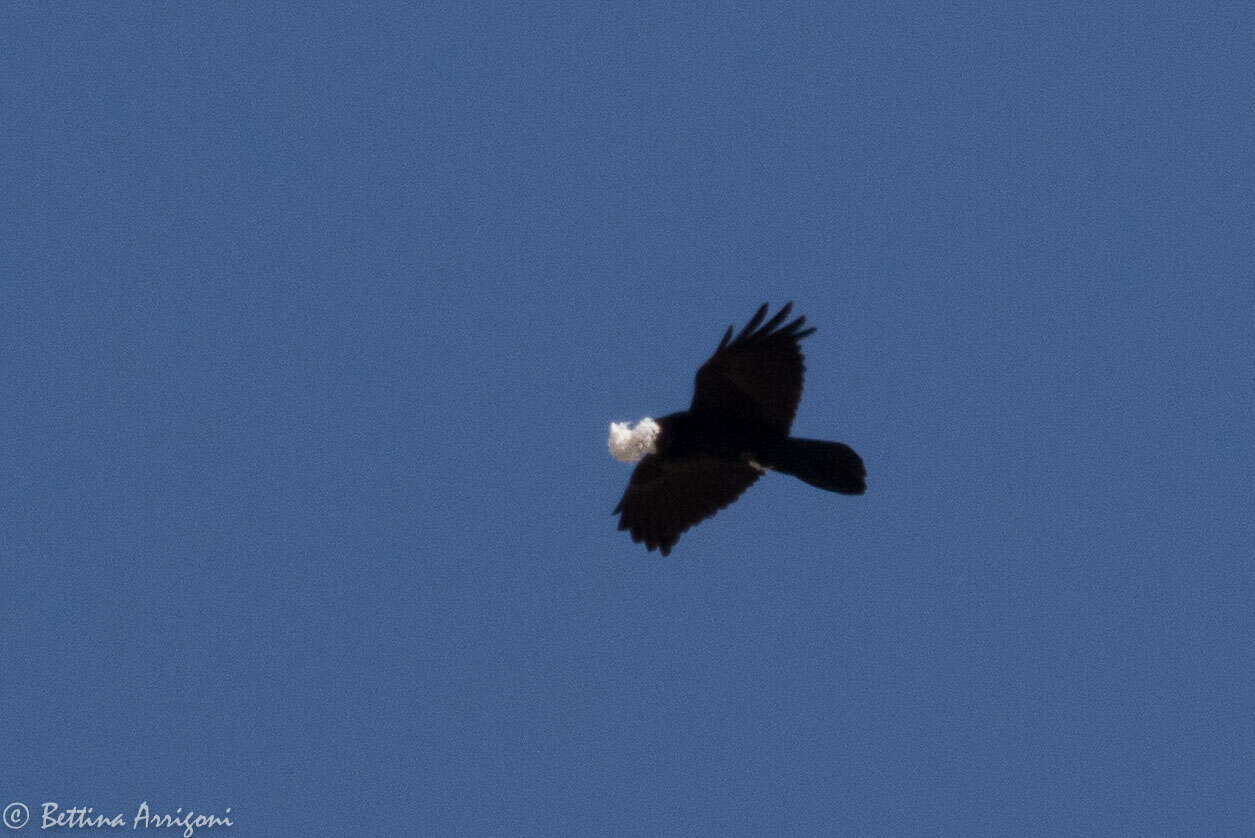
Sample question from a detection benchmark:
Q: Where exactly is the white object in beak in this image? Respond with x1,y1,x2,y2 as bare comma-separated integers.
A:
607,418,660,463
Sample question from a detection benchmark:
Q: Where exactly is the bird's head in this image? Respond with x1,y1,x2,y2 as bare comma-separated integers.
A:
607,418,660,463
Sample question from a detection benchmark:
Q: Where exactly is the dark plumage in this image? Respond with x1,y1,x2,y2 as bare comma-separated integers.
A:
612,302,865,555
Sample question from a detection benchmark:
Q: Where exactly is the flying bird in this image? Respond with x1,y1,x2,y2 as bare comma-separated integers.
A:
608,302,865,556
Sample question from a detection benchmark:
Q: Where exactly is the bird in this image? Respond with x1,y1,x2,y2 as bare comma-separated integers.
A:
608,302,865,556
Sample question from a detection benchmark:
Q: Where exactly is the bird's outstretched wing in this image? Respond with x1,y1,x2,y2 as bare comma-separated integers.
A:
690,302,815,434
613,455,760,556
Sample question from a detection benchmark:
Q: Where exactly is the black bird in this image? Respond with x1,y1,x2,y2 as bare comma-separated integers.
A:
609,302,865,555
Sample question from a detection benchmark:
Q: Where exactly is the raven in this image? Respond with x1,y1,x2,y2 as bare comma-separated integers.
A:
609,302,865,556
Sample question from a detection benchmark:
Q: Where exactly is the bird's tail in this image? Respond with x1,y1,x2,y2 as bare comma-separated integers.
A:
762,437,866,495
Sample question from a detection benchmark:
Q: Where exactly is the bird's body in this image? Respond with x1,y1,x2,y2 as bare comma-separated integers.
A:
610,302,865,556
649,409,773,464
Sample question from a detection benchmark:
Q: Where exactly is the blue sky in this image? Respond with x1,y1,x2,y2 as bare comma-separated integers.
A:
4,4,1253,836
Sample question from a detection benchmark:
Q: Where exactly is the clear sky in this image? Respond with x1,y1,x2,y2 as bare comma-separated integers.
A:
4,4,1253,836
